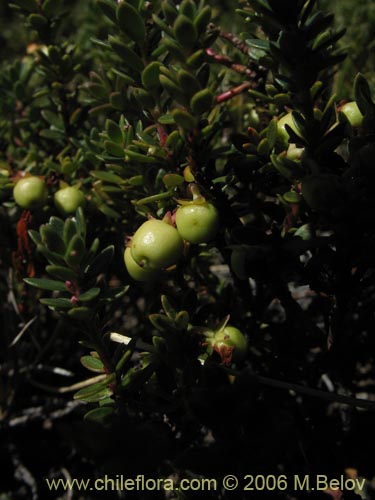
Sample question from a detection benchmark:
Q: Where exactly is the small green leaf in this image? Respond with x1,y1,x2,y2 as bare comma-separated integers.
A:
175,310,189,329
194,5,212,34
40,298,73,309
80,355,105,373
68,306,93,321
159,75,187,105
45,265,78,281
270,154,305,181
246,38,270,51
106,119,123,144
124,149,158,164
63,218,77,245
65,234,86,267
141,62,162,91
149,313,174,332
97,0,117,23
104,140,124,157
174,15,197,47
116,1,145,43
133,88,155,108
90,171,124,184
74,375,114,401
179,0,196,19
84,406,114,423
190,89,214,114
40,225,66,254
39,129,64,141
108,36,144,72
74,207,87,241
100,285,129,303
161,295,177,319
75,386,113,403
41,110,64,130
257,137,271,157
84,245,114,276
177,69,201,97
97,203,121,219
24,278,68,291
78,287,101,302
48,216,65,237
172,109,197,131
28,13,48,32
161,0,178,24
28,230,42,246
283,191,301,203
37,244,66,266
186,49,205,68
266,117,278,149
162,174,185,188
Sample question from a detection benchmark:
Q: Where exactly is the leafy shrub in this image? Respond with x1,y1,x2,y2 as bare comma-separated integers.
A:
1,0,375,498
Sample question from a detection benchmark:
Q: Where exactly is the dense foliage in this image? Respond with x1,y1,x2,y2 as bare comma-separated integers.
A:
1,0,375,499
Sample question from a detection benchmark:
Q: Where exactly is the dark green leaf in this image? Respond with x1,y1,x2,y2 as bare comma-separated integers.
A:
108,36,144,72
68,306,93,321
28,13,48,32
149,313,174,332
161,295,177,319
175,310,189,329
48,216,65,237
63,218,77,245
97,0,117,23
40,298,73,309
141,62,162,91
174,15,197,47
74,207,87,241
84,406,114,423
65,234,86,267
172,109,197,131
78,287,101,302
194,5,212,34
74,385,113,403
106,119,123,144
80,355,105,373
40,225,66,254
84,245,114,276
116,2,145,43
162,174,184,188
190,89,214,115
90,171,124,184
24,278,68,291
45,265,78,281
104,140,124,157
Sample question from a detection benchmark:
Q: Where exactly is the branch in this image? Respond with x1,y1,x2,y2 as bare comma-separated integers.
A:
206,48,258,79
257,374,375,411
216,82,253,104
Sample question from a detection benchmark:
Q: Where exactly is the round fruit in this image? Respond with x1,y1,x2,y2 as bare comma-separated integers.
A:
130,219,184,270
124,247,159,282
175,202,219,244
277,112,301,144
13,176,48,210
211,326,248,364
54,186,86,216
341,101,363,128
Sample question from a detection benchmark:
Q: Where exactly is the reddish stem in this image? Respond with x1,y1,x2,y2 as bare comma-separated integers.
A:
216,82,253,104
